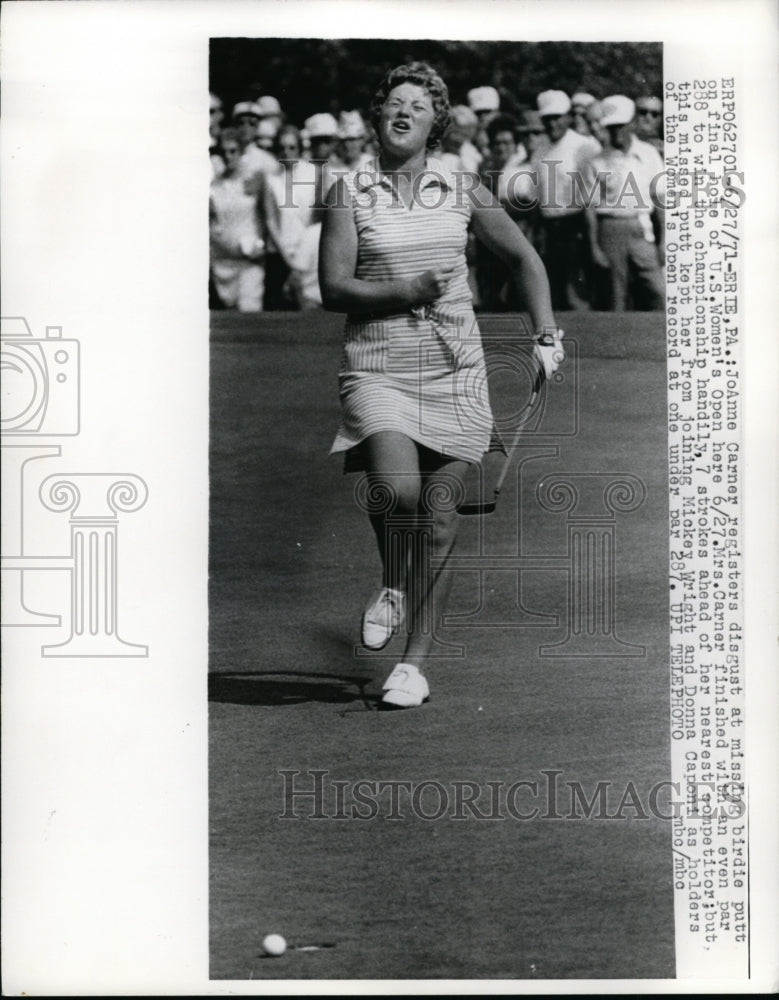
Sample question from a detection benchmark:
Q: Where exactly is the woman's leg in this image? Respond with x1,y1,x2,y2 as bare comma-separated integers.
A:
360,436,469,704
361,431,422,592
401,453,470,670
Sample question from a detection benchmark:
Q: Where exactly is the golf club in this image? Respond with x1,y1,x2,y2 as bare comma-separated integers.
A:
458,363,546,516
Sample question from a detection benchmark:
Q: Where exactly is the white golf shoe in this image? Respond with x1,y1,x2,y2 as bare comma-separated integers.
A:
381,662,429,709
361,587,405,650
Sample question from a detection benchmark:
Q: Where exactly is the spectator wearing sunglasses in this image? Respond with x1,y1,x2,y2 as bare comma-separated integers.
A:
634,96,664,158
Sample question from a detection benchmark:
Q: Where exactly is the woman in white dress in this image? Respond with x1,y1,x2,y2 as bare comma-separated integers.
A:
320,63,563,709
210,128,280,312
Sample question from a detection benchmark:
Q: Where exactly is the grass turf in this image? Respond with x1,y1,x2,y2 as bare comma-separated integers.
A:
209,309,675,980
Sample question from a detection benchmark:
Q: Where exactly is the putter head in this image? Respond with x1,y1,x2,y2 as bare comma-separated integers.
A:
458,499,497,516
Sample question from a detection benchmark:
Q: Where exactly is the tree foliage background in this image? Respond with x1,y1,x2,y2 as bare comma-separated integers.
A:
211,38,662,124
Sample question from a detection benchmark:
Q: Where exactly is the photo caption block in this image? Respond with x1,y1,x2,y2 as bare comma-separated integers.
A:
665,76,747,978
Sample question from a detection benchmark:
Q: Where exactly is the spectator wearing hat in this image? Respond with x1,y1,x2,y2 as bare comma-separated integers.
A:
256,95,284,133
517,109,550,162
634,95,664,157
256,118,278,152
510,110,548,254
232,101,278,180
338,111,374,172
586,100,607,146
442,104,483,173
584,95,665,311
527,89,601,310
305,112,344,204
475,114,532,309
468,85,501,160
439,106,473,169
571,92,597,136
467,85,500,123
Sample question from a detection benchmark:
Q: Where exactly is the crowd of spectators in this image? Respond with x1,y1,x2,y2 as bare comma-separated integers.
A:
209,82,665,313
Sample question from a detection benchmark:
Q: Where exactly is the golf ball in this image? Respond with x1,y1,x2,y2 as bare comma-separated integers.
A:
262,933,287,957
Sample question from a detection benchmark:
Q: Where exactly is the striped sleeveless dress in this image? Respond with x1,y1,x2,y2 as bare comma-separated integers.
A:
329,157,494,470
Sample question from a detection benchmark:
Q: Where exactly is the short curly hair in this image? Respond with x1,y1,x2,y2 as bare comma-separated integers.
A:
369,62,452,152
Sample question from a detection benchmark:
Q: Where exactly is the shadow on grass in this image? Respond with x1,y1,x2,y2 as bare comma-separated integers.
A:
208,671,375,706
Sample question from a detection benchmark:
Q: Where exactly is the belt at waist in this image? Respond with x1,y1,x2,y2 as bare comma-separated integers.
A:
348,297,473,326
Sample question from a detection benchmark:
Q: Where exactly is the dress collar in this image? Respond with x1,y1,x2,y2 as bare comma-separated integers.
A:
353,156,456,193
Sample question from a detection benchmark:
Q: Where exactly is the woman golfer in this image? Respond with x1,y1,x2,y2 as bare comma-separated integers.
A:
320,63,563,709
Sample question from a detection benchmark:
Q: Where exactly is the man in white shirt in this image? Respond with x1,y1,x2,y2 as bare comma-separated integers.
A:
584,95,665,311
530,90,601,309
232,101,278,181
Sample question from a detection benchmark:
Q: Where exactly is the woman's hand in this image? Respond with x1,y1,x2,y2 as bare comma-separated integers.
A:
534,328,565,380
320,179,455,314
409,264,457,304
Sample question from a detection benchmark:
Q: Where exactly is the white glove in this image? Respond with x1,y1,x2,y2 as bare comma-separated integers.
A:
533,328,565,380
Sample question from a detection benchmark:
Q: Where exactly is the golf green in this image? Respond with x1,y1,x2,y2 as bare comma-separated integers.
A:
209,310,675,980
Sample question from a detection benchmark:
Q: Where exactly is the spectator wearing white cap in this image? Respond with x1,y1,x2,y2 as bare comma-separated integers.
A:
526,89,601,310
634,95,664,157
467,86,501,163
467,85,500,121
257,95,284,132
256,118,279,151
439,104,483,173
305,112,344,204
583,95,665,311
232,101,278,180
571,92,597,136
338,111,374,172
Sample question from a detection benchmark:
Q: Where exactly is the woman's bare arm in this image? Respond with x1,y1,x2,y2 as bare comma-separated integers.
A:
318,179,455,314
468,177,557,337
